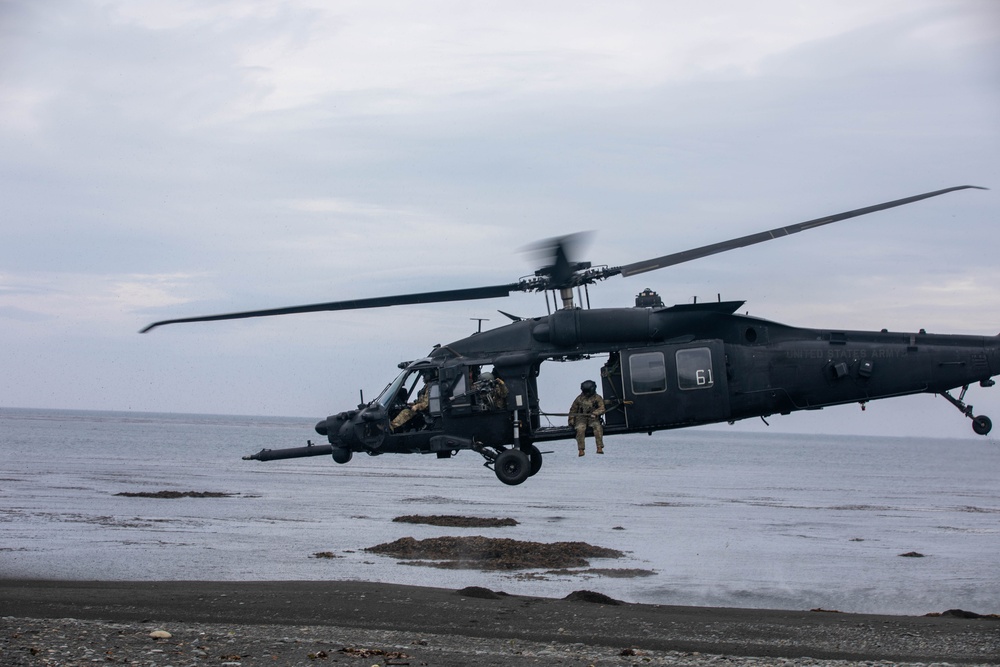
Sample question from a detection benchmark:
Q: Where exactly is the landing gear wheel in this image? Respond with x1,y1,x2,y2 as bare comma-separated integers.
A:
494,449,531,486
940,387,993,437
524,444,543,477
332,447,353,464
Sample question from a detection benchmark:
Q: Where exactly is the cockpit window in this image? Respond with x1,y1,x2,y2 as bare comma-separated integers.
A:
428,383,441,414
376,368,437,408
376,369,413,407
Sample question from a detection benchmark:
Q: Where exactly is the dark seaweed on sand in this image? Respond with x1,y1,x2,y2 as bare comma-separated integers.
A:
366,536,623,570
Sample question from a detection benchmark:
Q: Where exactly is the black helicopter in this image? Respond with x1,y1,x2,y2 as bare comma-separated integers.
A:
143,185,997,485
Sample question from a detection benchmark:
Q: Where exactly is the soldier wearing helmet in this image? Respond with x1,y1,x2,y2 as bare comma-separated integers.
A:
568,379,605,456
476,370,508,410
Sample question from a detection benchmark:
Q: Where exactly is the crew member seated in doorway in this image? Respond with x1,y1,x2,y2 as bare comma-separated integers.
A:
568,380,605,456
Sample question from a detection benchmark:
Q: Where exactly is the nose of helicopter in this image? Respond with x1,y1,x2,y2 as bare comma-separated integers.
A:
314,412,355,445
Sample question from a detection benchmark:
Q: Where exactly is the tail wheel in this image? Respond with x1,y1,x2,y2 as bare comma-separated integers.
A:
494,449,531,485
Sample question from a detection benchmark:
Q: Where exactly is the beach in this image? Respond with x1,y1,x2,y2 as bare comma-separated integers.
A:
2,579,999,666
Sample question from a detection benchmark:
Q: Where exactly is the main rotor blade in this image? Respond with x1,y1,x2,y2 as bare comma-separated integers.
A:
140,283,521,333
523,232,594,286
616,185,987,278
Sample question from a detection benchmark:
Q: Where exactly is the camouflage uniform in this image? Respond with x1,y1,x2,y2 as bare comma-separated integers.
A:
475,372,508,410
391,385,430,431
490,378,509,409
569,391,605,455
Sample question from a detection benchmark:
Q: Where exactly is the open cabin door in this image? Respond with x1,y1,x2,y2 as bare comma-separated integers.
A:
603,340,730,431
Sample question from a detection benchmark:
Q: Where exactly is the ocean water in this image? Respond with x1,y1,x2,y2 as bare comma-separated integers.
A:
1,407,998,616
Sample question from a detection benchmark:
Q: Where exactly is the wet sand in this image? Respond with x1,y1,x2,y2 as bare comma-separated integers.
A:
1,579,998,665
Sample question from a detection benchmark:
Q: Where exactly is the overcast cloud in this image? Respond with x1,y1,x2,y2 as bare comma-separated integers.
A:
2,0,999,438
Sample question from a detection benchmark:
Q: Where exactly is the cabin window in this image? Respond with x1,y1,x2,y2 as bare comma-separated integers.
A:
629,352,666,394
676,347,714,390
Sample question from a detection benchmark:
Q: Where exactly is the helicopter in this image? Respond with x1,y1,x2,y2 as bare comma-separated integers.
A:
142,185,997,485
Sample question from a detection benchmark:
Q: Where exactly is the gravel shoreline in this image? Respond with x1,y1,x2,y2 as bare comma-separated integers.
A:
2,580,998,666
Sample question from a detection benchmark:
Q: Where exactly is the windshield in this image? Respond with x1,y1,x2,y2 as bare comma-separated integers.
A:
374,369,409,407
374,368,428,408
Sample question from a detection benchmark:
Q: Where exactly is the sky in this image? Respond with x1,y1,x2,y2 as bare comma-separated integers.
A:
2,0,999,439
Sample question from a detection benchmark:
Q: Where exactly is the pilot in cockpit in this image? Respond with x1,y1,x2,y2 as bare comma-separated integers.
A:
390,370,434,431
